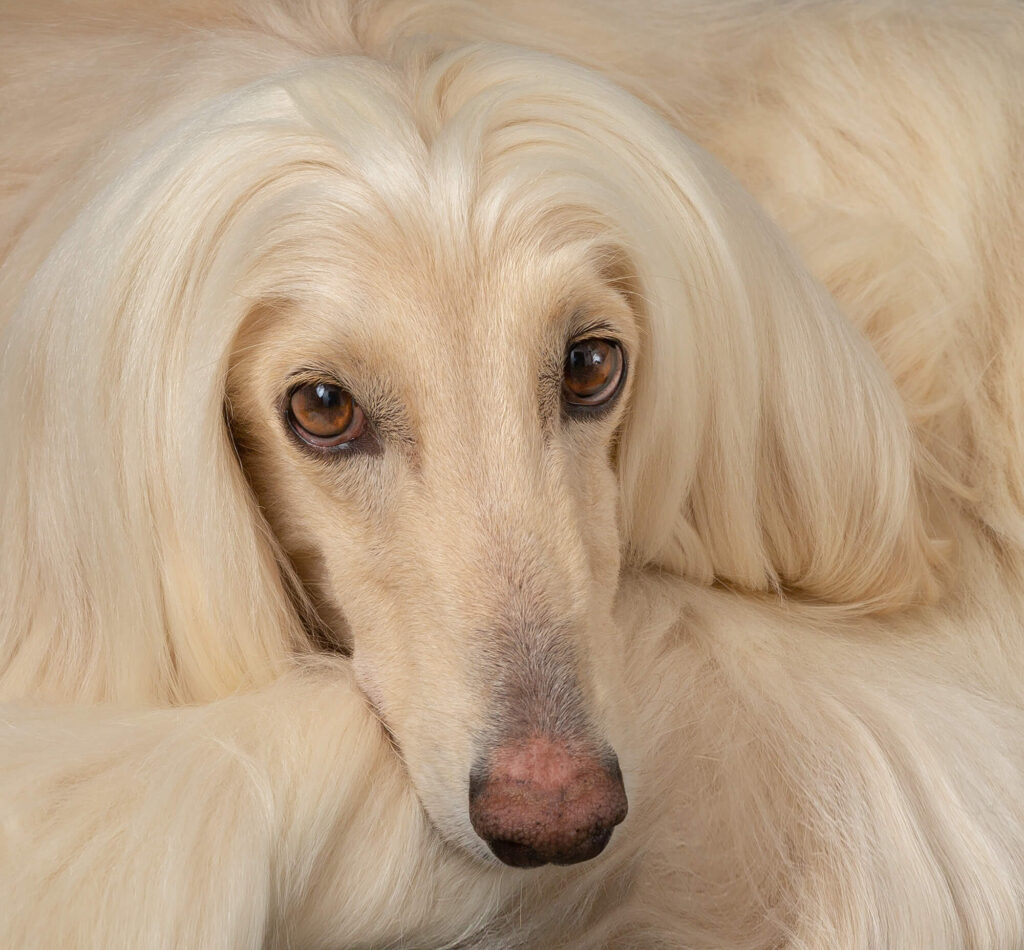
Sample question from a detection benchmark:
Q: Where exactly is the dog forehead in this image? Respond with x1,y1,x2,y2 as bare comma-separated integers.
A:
325,227,596,363
236,152,626,411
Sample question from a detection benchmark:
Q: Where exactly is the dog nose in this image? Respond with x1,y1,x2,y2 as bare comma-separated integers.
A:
468,735,628,868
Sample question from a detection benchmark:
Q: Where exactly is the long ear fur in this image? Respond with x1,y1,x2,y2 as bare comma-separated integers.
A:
421,45,946,611
0,60,423,702
0,45,944,707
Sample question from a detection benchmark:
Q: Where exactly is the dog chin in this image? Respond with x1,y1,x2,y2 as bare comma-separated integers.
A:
349,665,487,859
411,781,497,864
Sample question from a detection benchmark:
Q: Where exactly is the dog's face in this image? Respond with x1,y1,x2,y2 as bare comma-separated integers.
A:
228,214,639,865
212,49,938,870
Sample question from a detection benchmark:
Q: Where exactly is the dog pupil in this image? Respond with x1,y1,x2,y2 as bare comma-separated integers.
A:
315,382,340,408
293,381,352,437
568,341,610,394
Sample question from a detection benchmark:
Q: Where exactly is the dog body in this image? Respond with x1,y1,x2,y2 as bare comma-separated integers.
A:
3,2,1024,947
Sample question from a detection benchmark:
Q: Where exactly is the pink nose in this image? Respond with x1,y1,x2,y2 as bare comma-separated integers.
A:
468,735,628,868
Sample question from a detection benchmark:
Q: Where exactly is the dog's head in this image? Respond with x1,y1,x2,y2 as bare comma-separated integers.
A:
221,51,946,864
226,182,639,864
1,49,944,867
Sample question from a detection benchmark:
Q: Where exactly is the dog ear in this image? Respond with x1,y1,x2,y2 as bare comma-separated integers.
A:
613,200,947,610
600,88,947,611
428,47,946,611
605,126,947,611
0,61,413,701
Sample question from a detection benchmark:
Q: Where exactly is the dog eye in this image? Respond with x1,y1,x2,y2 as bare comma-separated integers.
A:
287,381,366,449
563,338,625,409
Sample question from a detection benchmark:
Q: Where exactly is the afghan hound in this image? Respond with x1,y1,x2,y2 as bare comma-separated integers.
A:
3,1,1024,947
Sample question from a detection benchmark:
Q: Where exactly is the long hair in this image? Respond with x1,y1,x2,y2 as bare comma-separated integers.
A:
8,6,1024,949
416,45,946,607
0,44,944,706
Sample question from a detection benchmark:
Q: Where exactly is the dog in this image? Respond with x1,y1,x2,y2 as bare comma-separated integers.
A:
4,0,1024,946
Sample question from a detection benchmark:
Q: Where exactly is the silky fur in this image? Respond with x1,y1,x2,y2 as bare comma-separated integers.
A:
3,1,1024,947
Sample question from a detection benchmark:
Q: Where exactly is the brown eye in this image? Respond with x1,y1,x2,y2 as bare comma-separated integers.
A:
287,381,366,448
563,338,625,409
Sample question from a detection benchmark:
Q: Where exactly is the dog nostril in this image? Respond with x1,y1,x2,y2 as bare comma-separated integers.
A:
468,736,628,868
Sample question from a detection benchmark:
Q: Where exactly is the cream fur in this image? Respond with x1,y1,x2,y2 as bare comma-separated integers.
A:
2,1,1024,947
